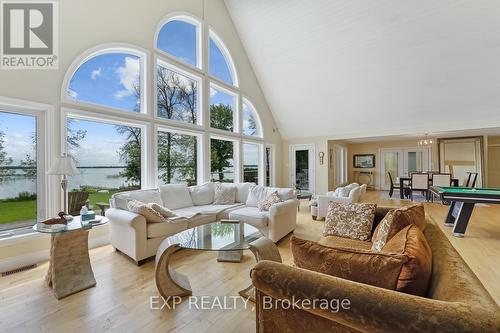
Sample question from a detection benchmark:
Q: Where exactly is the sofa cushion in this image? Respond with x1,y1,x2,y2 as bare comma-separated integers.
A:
291,236,406,290
371,210,396,252
323,202,376,241
186,214,217,228
189,182,215,205
147,219,188,238
246,185,294,207
229,206,269,228
149,203,176,218
213,182,236,204
235,182,255,203
318,235,372,251
113,189,162,210
382,224,432,296
126,200,166,223
159,184,193,210
392,204,426,231
257,191,282,211
269,187,295,201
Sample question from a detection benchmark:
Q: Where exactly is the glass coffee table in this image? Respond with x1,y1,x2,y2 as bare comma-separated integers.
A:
155,220,282,301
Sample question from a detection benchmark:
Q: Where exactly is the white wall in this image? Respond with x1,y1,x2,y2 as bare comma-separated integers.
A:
0,0,282,270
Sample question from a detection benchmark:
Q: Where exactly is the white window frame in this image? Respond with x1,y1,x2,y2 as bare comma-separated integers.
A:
155,58,204,128
208,29,239,87
210,135,240,183
62,107,151,189
154,13,203,70
61,43,149,116
0,96,55,230
154,124,203,186
241,97,264,139
209,81,239,134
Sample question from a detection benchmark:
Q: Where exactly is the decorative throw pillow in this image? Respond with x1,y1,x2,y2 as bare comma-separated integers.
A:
127,200,166,223
392,204,426,232
323,202,376,241
381,224,432,296
257,191,282,211
371,210,396,252
213,182,236,204
148,203,176,218
246,185,268,207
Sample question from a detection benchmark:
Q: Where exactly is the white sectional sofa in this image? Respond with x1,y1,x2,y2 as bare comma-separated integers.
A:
105,183,297,265
310,183,367,220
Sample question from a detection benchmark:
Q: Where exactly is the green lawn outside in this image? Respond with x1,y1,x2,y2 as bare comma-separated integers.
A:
0,189,122,225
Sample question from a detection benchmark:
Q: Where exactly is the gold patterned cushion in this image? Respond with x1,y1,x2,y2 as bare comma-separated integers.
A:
213,182,236,204
323,202,376,241
392,204,426,231
257,191,282,211
127,200,167,223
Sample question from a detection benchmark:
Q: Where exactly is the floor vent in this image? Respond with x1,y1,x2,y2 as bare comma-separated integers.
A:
2,264,37,277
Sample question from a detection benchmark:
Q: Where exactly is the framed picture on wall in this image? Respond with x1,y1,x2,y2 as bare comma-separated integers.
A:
353,154,375,168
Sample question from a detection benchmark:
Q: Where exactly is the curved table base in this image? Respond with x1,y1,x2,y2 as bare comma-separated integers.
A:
238,237,282,302
155,243,192,298
46,230,96,299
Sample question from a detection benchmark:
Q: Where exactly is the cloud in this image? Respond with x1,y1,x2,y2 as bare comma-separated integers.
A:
91,67,102,80
114,57,140,100
68,88,78,99
210,87,218,98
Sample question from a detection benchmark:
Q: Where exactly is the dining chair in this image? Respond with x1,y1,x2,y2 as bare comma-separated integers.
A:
430,173,451,202
410,173,430,201
387,172,399,198
465,172,478,188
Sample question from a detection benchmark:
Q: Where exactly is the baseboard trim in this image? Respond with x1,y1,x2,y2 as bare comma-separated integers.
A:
0,234,110,274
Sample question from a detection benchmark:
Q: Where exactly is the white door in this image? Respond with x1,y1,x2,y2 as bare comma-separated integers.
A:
289,144,315,193
379,147,430,190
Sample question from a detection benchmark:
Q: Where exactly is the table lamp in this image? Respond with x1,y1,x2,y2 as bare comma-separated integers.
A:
47,154,80,217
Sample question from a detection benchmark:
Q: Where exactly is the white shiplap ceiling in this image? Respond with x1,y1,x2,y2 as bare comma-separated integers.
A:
224,0,500,140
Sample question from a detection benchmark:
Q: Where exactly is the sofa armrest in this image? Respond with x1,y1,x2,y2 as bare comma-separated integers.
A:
269,198,298,216
105,207,146,227
317,195,351,218
251,261,497,333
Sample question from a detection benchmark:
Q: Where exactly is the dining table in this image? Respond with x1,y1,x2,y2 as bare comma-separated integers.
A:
398,175,459,199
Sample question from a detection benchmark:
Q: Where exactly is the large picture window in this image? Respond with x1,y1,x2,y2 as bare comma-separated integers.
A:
156,18,199,68
158,130,198,186
209,32,237,86
156,62,201,125
242,100,262,137
68,52,143,112
66,117,141,214
243,143,260,184
0,111,37,229
210,138,235,183
210,84,236,132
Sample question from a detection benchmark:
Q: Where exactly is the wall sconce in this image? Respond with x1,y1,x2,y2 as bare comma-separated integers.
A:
319,151,325,165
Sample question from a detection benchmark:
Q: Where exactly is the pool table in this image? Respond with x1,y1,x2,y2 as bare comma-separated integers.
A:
429,186,500,237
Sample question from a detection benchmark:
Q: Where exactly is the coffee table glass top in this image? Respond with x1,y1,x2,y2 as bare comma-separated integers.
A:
169,221,262,251
33,215,108,234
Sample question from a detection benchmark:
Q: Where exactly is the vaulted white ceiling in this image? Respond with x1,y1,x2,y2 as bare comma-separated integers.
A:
224,0,500,140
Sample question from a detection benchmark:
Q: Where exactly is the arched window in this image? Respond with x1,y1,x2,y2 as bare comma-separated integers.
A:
209,30,237,86
156,17,200,68
67,50,144,113
242,99,262,137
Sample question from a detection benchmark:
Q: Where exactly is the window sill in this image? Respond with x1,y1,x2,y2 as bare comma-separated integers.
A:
0,228,46,246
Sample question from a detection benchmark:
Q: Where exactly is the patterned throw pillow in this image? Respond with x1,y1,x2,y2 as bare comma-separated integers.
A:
127,200,167,223
323,202,376,241
257,191,282,211
213,182,236,204
371,210,395,252
148,203,176,218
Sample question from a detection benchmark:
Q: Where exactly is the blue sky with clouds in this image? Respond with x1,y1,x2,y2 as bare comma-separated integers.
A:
0,112,35,165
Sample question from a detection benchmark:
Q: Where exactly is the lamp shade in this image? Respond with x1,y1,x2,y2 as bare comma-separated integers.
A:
47,155,80,176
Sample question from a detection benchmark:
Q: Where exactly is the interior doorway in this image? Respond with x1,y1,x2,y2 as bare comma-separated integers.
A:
379,147,430,190
289,144,315,193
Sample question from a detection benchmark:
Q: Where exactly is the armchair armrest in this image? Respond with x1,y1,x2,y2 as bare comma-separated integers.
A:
251,261,498,333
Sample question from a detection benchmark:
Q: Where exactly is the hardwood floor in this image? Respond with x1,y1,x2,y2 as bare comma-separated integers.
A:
0,191,498,332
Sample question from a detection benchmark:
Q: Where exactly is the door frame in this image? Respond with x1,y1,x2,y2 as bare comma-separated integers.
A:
289,143,315,193
378,147,431,190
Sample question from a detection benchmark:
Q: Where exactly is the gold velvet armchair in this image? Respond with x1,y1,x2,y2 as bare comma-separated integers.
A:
251,213,500,333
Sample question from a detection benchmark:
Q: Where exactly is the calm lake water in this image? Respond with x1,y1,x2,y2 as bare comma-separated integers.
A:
0,167,134,199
